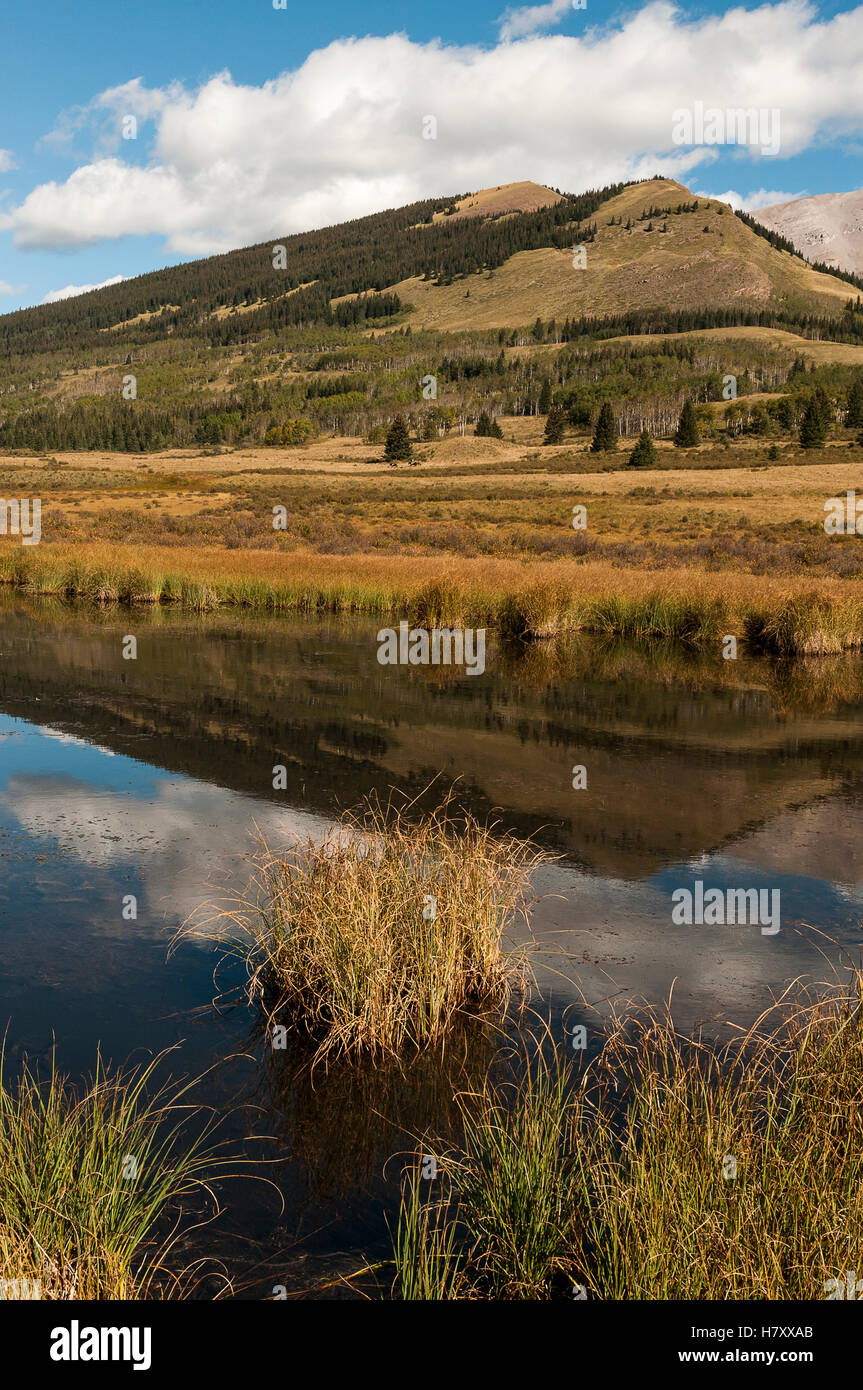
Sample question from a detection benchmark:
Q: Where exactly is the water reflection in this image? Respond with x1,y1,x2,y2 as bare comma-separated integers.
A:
1,592,862,1288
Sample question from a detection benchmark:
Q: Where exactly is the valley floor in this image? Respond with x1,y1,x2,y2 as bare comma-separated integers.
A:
2,423,863,653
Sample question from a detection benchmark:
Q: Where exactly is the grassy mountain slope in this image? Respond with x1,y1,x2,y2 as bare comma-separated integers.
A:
1,177,859,363
392,179,856,331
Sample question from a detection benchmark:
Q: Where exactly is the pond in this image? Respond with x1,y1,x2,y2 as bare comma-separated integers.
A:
1,591,861,1295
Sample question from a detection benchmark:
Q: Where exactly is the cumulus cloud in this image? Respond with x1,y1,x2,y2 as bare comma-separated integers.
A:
42,273,126,303
701,187,807,211
38,77,184,154
2,2,862,257
0,148,16,172
1,769,329,930
498,0,575,41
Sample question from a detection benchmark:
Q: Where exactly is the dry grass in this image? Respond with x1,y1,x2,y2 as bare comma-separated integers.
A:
390,178,853,332
3,539,863,651
393,968,863,1299
181,791,548,1062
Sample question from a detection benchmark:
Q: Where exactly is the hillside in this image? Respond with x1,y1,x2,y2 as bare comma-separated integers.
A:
0,181,620,357
755,188,863,277
1,177,860,364
392,179,858,331
1,174,863,455
430,180,563,222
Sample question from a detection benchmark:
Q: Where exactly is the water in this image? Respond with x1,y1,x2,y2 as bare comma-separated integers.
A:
1,592,862,1294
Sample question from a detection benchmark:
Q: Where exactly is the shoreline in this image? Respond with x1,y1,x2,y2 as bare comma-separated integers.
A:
2,541,863,654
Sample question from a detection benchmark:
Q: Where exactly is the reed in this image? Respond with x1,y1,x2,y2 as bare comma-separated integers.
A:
392,971,863,1299
0,1047,232,1300
745,593,863,655
185,792,548,1062
4,542,863,653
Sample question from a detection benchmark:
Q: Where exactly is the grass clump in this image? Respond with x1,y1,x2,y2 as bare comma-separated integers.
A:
392,971,863,1299
190,792,548,1063
392,1045,578,1300
0,1048,231,1300
745,592,863,655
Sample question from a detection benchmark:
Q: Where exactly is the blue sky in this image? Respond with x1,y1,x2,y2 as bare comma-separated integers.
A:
1,0,861,308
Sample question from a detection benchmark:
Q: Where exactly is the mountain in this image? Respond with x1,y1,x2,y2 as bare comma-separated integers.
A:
393,178,860,332
432,180,563,220
754,188,863,277
1,177,860,362
2,174,863,453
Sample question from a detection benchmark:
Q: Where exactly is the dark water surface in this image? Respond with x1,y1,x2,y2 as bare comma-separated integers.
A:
1,592,862,1295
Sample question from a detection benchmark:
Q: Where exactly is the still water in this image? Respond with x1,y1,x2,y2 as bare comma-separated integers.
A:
1,592,861,1294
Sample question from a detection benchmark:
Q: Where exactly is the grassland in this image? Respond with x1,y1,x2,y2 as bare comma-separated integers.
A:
2,414,863,653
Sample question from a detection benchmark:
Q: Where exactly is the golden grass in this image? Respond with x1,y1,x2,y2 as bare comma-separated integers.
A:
390,178,853,332
3,539,863,651
393,969,863,1299
180,791,548,1062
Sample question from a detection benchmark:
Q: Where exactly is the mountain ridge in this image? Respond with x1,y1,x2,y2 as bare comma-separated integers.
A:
754,188,863,277
0,177,860,361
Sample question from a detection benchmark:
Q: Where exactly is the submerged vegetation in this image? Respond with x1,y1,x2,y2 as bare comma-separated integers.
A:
392,971,863,1300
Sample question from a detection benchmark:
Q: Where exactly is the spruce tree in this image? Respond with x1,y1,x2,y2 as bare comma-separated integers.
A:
628,429,657,467
799,395,828,449
384,415,413,462
591,401,617,452
538,378,553,414
846,375,863,429
674,400,700,448
475,410,503,439
543,406,566,445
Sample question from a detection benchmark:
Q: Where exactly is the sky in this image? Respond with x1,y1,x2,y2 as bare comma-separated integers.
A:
1,0,862,309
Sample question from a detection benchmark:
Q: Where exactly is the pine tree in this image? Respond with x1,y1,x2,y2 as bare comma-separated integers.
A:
384,415,413,462
538,378,553,413
591,401,617,452
799,394,829,449
476,410,503,438
674,400,700,448
543,406,566,445
628,429,657,467
846,375,863,429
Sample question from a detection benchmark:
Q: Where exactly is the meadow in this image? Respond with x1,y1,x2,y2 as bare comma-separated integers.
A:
2,418,863,654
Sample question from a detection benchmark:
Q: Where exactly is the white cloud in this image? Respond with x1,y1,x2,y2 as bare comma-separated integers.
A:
498,0,575,41
2,2,862,257
702,187,807,211
42,273,126,303
38,77,184,154
0,148,16,172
